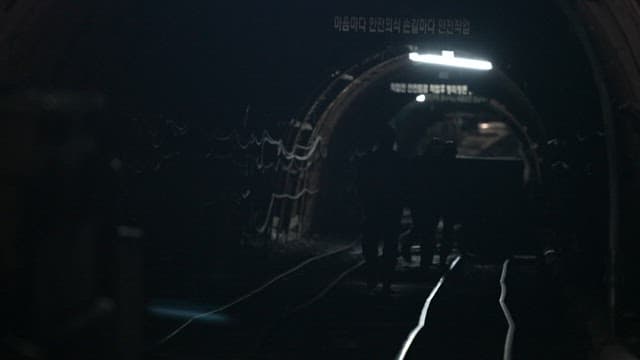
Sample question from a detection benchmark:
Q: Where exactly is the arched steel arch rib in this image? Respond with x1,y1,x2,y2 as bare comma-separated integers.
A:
281,49,546,235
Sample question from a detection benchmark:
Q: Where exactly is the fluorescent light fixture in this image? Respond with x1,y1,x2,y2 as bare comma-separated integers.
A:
409,50,492,71
478,122,490,130
416,94,426,102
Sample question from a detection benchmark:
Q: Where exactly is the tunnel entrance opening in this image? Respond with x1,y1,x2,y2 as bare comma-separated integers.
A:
279,47,544,241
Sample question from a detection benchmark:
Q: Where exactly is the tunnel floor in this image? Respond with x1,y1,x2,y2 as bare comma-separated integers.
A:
145,239,594,359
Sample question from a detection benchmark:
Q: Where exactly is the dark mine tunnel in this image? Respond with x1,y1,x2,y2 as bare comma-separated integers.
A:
1,0,640,359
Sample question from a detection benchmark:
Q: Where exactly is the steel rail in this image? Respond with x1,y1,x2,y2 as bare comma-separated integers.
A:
396,256,462,360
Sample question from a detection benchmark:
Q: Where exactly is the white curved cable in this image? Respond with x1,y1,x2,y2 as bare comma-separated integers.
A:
156,239,357,345
213,129,323,162
256,188,319,234
291,260,365,313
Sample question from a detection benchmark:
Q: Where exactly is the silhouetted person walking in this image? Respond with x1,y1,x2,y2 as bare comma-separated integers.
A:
408,139,440,271
435,140,457,267
407,138,457,271
356,125,404,293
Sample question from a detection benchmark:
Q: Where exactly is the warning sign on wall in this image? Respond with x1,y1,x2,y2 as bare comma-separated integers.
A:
333,16,471,36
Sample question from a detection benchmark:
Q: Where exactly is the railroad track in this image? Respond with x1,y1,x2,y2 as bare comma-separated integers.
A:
254,255,457,359
250,253,515,360
396,256,514,360
398,254,590,360
149,240,589,359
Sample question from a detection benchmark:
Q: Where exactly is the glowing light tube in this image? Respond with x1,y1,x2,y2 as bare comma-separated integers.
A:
409,51,492,71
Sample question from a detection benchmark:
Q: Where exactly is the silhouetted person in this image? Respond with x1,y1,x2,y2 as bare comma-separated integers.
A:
433,141,457,266
356,125,404,293
406,140,438,271
407,138,457,271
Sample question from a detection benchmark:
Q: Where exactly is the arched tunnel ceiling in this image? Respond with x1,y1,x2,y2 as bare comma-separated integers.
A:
303,52,546,145
1,0,637,199
2,0,637,234
0,0,605,135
